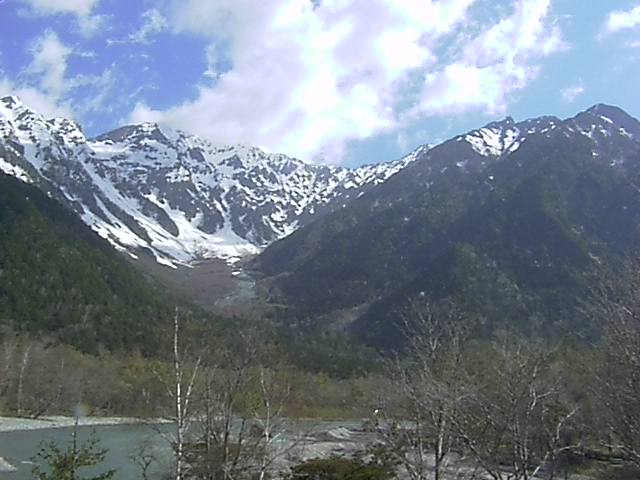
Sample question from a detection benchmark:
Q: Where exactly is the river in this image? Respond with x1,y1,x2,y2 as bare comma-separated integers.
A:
0,422,175,479
0,419,374,480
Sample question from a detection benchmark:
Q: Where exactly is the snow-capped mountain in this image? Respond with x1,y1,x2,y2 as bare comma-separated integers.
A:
424,104,640,183
0,96,420,266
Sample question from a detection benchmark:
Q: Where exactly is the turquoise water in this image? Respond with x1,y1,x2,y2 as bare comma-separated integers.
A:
0,423,174,480
0,419,368,479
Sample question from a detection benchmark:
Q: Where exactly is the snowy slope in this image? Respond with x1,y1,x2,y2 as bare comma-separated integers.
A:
0,96,419,266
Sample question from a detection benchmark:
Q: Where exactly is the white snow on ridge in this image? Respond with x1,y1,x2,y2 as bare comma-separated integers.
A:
12,96,635,269
464,126,522,157
0,157,31,182
0,96,422,266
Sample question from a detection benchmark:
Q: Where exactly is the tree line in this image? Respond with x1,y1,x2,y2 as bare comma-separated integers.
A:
5,266,640,479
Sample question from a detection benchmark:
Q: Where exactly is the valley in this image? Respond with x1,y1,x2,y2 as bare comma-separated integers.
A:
1,98,640,480
3,1,640,477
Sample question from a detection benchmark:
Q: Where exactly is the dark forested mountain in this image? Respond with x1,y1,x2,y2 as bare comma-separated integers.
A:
0,150,179,353
252,104,640,347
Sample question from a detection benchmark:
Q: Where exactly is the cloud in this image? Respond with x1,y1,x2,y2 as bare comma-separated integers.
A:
132,0,476,162
396,131,410,153
109,9,168,45
560,83,584,103
0,31,76,118
76,14,111,37
17,0,107,37
413,0,565,116
18,0,98,17
28,31,72,100
0,78,73,118
604,5,640,34
128,0,564,163
128,102,160,124
131,9,168,43
0,30,114,120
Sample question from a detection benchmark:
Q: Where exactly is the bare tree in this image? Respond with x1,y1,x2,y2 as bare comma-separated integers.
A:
130,437,159,480
455,336,578,480
590,259,640,466
191,335,256,480
252,364,303,480
184,328,305,480
153,307,202,480
380,299,474,480
175,308,201,480
16,340,32,416
0,334,17,411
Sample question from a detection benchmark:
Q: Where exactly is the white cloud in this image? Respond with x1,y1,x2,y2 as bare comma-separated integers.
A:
396,131,410,153
413,0,565,116
132,0,476,162
0,30,109,120
109,9,168,45
0,78,73,118
28,31,72,100
17,0,107,37
129,0,564,163
0,31,75,118
604,5,640,34
77,13,111,38
131,9,169,43
18,0,98,17
128,102,160,124
560,83,584,103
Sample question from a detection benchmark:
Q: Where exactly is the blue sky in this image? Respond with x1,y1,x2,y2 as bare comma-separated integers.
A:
0,0,639,167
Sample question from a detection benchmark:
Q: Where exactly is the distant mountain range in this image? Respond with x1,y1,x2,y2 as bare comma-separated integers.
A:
252,104,640,346
0,96,420,266
2,96,640,348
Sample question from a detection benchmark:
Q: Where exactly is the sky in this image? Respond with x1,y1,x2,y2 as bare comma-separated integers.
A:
0,0,639,167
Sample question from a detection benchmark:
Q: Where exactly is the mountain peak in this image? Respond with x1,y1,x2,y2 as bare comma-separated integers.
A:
93,122,181,144
582,103,636,125
571,104,640,138
587,103,626,115
1,95,22,108
483,116,515,129
0,95,37,120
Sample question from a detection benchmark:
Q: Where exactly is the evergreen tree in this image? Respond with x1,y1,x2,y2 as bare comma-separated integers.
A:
31,423,116,480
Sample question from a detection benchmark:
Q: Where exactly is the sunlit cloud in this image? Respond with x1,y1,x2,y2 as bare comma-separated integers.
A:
603,5,640,34
127,0,564,163
560,83,584,103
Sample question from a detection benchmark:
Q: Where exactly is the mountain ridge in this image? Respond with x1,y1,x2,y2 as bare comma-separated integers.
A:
251,103,640,347
0,95,422,267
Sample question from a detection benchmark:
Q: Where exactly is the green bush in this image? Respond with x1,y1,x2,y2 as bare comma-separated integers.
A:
287,456,394,480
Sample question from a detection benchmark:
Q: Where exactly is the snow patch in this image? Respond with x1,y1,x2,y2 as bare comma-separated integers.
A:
0,157,31,182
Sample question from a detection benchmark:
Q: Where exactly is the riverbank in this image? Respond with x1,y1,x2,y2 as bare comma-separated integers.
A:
0,416,165,433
